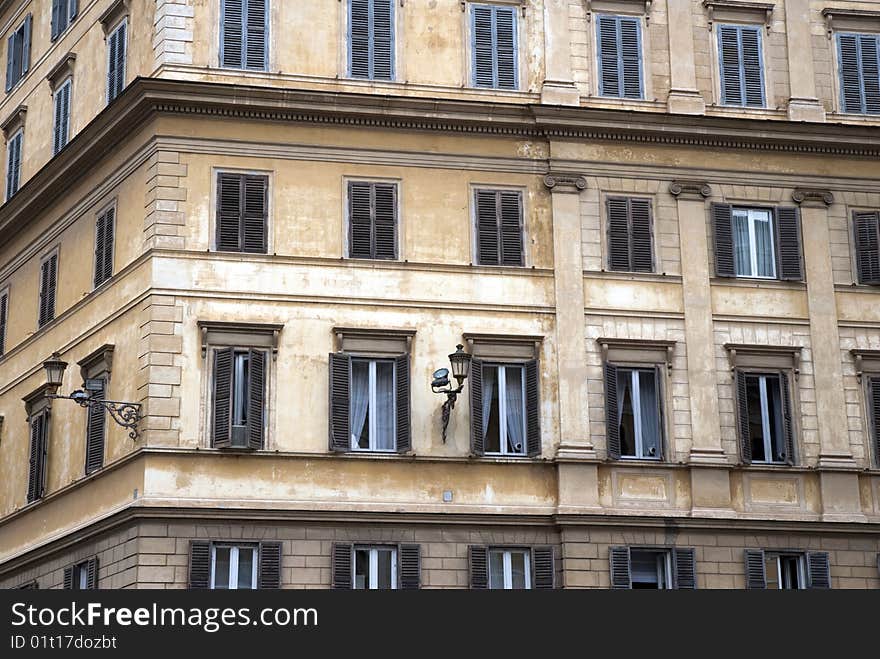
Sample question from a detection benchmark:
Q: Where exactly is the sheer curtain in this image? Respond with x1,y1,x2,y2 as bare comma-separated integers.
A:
505,367,525,454
754,212,774,277
375,362,395,450
638,371,660,458
482,366,495,442
732,210,751,276
350,360,370,449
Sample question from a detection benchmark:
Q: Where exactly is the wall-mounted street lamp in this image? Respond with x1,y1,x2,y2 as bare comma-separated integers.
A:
42,353,143,440
431,344,472,442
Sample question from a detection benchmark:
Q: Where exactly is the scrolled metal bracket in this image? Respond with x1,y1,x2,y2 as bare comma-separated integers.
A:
48,393,143,440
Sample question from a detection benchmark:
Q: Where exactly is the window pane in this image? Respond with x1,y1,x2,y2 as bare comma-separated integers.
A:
214,547,231,589
78,565,88,590
376,549,394,590
753,211,775,277
509,551,527,590
488,550,504,589
484,366,501,453
746,376,767,462
354,549,368,590
374,361,396,451
351,360,370,449
765,554,780,589
504,366,526,454
630,550,661,589
732,210,752,276
780,556,801,589
618,369,636,457
232,352,249,426
638,370,661,458
237,548,255,589
765,376,786,462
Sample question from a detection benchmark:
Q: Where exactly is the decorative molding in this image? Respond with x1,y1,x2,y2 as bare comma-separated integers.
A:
822,8,880,39
543,173,587,192
198,321,284,359
77,344,115,382
669,180,712,199
0,105,26,139
333,326,416,356
45,54,77,92
99,0,130,33
724,344,802,379
587,0,653,21
22,384,56,418
463,332,543,361
702,0,774,31
850,349,880,381
597,337,675,371
792,188,834,207
460,0,526,16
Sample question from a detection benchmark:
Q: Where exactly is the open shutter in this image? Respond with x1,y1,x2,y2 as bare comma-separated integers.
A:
86,558,98,589
348,182,373,258
838,34,864,114
673,548,696,589
605,363,620,459
21,15,31,75
619,17,642,99
609,546,631,589
606,197,631,271
372,0,394,80
779,372,795,465
258,542,282,589
217,173,242,251
212,347,234,448
189,541,211,589
6,133,21,199
654,365,666,460
373,183,397,259
853,211,880,285
63,566,74,590
807,552,830,589
870,378,880,468
101,207,115,284
860,35,880,114
395,354,411,453
775,206,803,281
468,545,489,589
245,0,267,70
744,549,766,589
69,0,78,22
85,378,105,474
94,211,107,288
53,83,64,155
630,198,653,272
27,413,45,502
331,543,353,589
5,34,14,92
736,370,752,464
0,289,8,356
494,6,517,90
469,358,485,455
719,25,743,105
476,190,500,265
329,353,351,452
107,22,126,102
221,0,244,67
499,191,524,266
246,349,265,450
242,176,267,254
399,544,421,590
597,16,620,97
46,254,57,325
532,546,555,589
471,5,495,87
349,0,370,78
525,359,541,457
740,26,765,107
712,204,736,277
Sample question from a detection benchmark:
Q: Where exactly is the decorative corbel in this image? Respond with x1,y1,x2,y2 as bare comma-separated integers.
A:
854,352,863,382
543,173,587,193
791,188,834,207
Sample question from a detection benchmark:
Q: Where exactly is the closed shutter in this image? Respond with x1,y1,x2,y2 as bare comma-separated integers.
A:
672,548,696,589
859,35,880,114
5,33,14,92
85,558,98,589
853,211,880,285
217,173,243,251
869,377,880,468
607,197,653,272
246,349,265,450
350,0,394,80
6,132,22,200
212,347,234,448
494,6,517,90
719,25,764,107
63,566,74,589
395,354,411,453
371,0,394,80
597,16,642,99
258,541,282,589
779,372,795,465
398,544,421,590
525,359,541,457
0,289,7,356
244,0,267,70
242,176,268,253
349,0,370,78
806,552,830,589
475,190,523,266
606,197,631,270
84,378,106,474
736,370,752,464
221,0,267,70
629,198,653,272
38,254,58,328
188,541,211,589
348,181,372,258
27,412,47,502
52,0,62,41
469,358,485,455
475,190,500,265
53,79,71,155
744,549,766,589
597,16,621,97
331,543,353,589
740,26,764,107
609,546,631,589
471,5,517,89
329,353,352,451
532,546,555,589
107,21,126,102
221,0,244,67
468,545,489,589
605,363,620,460
712,203,736,277
21,15,30,76
94,207,115,288
774,206,803,281
373,183,397,259
349,182,397,260
499,191,524,266
472,5,494,87
838,34,880,115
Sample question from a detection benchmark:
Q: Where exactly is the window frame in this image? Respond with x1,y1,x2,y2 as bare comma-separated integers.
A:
629,548,672,589
212,168,272,254
344,177,401,260
467,2,521,91
210,543,258,590
730,206,776,279
5,127,22,201
738,369,790,465
614,366,663,460
765,552,806,590
349,356,398,452
481,362,527,457
488,547,531,590
471,185,527,267
105,18,128,104
353,545,398,589
52,77,73,156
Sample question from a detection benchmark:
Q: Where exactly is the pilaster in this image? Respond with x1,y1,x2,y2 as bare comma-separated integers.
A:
784,0,825,122
666,0,706,114
541,0,580,105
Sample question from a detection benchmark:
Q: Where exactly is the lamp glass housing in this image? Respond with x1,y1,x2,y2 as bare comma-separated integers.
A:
448,345,471,384
42,353,68,389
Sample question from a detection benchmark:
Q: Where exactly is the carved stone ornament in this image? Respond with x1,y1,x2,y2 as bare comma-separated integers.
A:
543,174,587,191
669,181,712,199
791,188,834,207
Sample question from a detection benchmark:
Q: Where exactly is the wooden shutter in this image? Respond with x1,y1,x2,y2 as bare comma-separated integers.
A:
469,358,485,455
609,546,631,589
188,541,211,589
331,543,353,589
329,353,352,451
84,378,106,474
653,365,666,460
620,17,642,99
719,25,743,105
221,0,244,68
807,552,830,589
853,211,880,285
736,370,752,464
244,0,267,70
869,377,880,468
774,206,803,280
838,34,864,114
606,197,631,271
373,183,397,259
38,253,57,328
246,349,265,450
712,203,736,277
0,289,7,356
349,0,370,78
217,173,243,251
21,15,30,75
499,191,524,267
258,541,282,589
525,359,541,457
107,21,126,102
395,354,411,453
242,175,268,254
475,190,500,265
53,79,71,155
212,347,234,448
744,549,766,589
597,16,620,97
629,198,653,272
94,208,113,288
740,26,764,107
472,5,495,87
5,33,14,92
52,0,62,41
6,132,21,199
532,546,555,589
372,0,394,80
348,181,373,258
494,6,517,90
719,25,763,107
69,0,78,23
399,543,421,590
672,548,696,589
859,35,880,114
63,566,74,589
468,545,489,589
598,16,643,99
27,414,42,502
85,558,98,589
779,372,795,465
605,363,621,460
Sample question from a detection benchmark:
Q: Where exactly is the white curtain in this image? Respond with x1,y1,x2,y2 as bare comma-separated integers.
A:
638,371,660,457
350,360,370,449
754,213,774,277
505,367,525,453
375,362,395,450
482,365,495,441
732,210,751,276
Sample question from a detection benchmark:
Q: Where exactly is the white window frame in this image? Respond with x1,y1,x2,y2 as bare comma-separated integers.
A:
484,363,527,456
630,549,672,589
77,562,89,590
350,357,397,452
232,350,249,429
106,18,127,104
768,552,806,590
745,372,786,465
732,207,776,279
210,544,258,590
617,367,661,460
488,548,531,590
5,128,23,201
353,546,398,589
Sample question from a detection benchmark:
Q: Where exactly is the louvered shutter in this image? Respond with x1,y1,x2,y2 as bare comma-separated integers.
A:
605,363,621,459
217,173,243,251
331,543,353,589
221,0,244,68
775,206,803,281
859,35,880,114
740,26,764,107
69,0,78,23
247,349,265,450
395,354,411,453
469,358,485,455
475,190,500,265
242,175,267,253
27,413,46,503
21,15,30,75
744,549,766,589
85,558,98,589
736,370,752,464
869,377,880,468
348,181,372,258
597,16,621,97
212,347,234,448
468,545,489,589
258,542,282,589
399,544,421,590
532,546,555,589
807,552,830,589
63,566,74,589
673,548,696,589
85,378,105,474
244,0,267,70
598,16,643,99
101,207,115,284
712,204,736,277
329,353,352,452
779,372,795,465
838,34,864,114
52,0,62,41
372,0,394,80
719,25,764,107
6,132,21,200
472,5,495,88
39,254,57,328
853,211,880,285
630,198,653,272
107,21,126,102
349,0,370,78
525,359,541,457
188,541,211,589
499,191,524,266
609,546,631,589
606,197,631,270
94,210,107,288
719,26,743,105
0,290,7,356
53,79,71,155
620,17,643,99
494,6,517,90
373,183,397,259
5,33,14,92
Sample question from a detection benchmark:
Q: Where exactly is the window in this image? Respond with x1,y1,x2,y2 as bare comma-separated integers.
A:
736,371,794,465
106,20,127,103
470,4,518,90
745,549,830,589
220,0,268,70
212,348,266,449
853,210,880,285
0,288,7,357
189,541,281,589
26,410,48,503
717,24,765,107
869,376,880,467
349,0,394,80
350,358,397,451
596,15,643,99
712,204,802,280
4,15,31,92
211,545,257,589
52,79,72,156
630,549,671,589
468,545,554,589
609,547,696,589
216,173,268,253
606,366,663,459
63,558,97,590
836,33,880,115
331,543,421,589
5,129,22,200
93,206,115,288
354,546,397,589
38,252,58,329
481,364,526,456
348,181,397,260
51,0,79,42
489,548,530,589
606,197,653,272
474,189,524,266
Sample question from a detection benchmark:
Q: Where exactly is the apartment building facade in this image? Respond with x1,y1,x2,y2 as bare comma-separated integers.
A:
0,0,878,590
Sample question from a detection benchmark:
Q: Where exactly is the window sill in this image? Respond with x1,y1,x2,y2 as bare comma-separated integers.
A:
709,277,806,290
587,270,682,283
834,282,880,293
612,457,664,465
